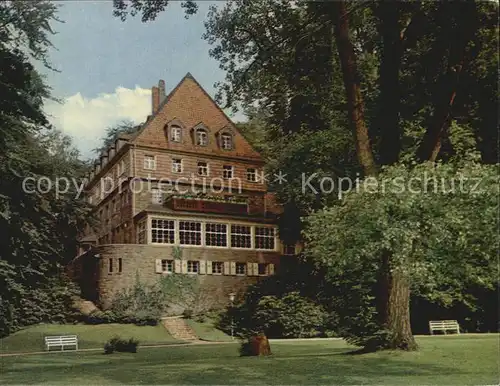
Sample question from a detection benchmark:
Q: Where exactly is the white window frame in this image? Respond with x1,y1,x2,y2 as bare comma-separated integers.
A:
144,155,156,170
212,261,224,275
171,126,182,142
205,223,228,248
179,221,202,246
221,134,233,150
143,215,278,251
197,162,209,177
151,218,175,244
172,158,183,173
223,165,234,179
196,130,208,146
151,188,163,205
235,262,247,275
254,226,276,251
161,259,174,273
230,224,252,249
187,260,200,274
247,168,257,182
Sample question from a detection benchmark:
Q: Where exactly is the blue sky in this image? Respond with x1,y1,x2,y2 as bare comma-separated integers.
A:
42,1,237,158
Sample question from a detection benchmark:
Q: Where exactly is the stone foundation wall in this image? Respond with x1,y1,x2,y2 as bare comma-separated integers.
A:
94,244,280,310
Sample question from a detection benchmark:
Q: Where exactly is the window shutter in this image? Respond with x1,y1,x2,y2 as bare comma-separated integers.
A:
252,263,259,276
223,262,230,275
247,262,253,276
268,263,275,275
181,260,188,273
174,259,181,273
199,260,206,274
206,260,212,275
230,262,236,275
155,259,162,273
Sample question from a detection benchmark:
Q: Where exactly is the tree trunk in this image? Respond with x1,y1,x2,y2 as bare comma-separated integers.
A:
377,252,417,351
331,1,377,176
330,2,417,352
417,1,478,162
247,334,271,356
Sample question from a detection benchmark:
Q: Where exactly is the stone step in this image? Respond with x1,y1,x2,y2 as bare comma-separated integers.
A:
161,318,199,341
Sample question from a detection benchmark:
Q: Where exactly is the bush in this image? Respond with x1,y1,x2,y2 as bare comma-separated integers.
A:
86,310,119,324
239,340,253,356
84,274,165,326
1,275,81,338
182,309,194,319
85,309,159,326
103,336,139,354
218,291,327,339
110,273,167,321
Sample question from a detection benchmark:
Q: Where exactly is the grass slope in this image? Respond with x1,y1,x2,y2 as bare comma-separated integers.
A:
0,323,177,353
185,319,233,342
1,335,498,384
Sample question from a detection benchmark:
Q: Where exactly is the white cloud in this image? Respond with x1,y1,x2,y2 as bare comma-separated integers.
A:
45,86,151,158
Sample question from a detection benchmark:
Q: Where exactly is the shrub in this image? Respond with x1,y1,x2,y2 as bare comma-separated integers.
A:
103,336,139,354
86,310,120,325
239,340,253,356
218,291,327,339
255,292,327,338
110,273,167,319
182,309,194,319
1,275,81,338
83,274,166,326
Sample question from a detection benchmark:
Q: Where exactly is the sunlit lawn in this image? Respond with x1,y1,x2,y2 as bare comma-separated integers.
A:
1,334,498,384
0,323,178,353
186,319,233,342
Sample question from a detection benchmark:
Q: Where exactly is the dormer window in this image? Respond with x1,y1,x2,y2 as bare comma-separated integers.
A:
196,129,208,146
171,126,181,142
221,134,233,150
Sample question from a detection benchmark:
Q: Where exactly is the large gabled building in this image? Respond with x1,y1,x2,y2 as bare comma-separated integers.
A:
71,73,289,309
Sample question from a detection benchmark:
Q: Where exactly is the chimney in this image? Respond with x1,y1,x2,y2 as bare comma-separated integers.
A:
158,79,166,103
152,86,160,114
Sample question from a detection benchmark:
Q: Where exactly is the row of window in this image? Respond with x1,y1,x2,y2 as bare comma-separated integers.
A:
155,259,274,276
137,218,277,250
143,156,261,182
169,125,233,150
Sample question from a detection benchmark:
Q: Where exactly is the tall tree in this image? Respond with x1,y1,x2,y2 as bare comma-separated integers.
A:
0,1,90,336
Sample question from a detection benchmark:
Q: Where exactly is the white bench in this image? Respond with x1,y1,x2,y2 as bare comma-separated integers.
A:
44,335,78,351
429,320,460,335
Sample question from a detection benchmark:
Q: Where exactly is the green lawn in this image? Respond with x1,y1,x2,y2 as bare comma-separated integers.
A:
186,319,233,342
0,323,178,353
1,335,498,384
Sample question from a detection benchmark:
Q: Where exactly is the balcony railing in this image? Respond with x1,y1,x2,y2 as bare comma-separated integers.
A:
167,197,248,215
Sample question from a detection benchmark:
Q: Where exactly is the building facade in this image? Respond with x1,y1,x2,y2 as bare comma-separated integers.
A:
71,73,287,310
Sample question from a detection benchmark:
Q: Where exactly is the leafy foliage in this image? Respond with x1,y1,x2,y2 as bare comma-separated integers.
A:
108,274,167,325
305,161,499,346
104,336,139,354
94,120,139,155
0,1,91,338
220,291,328,339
